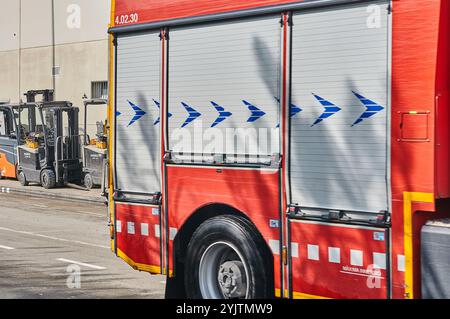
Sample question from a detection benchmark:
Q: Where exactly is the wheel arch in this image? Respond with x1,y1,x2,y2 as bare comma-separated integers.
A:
167,203,275,298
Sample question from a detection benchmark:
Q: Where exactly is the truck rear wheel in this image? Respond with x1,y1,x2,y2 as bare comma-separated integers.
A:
184,215,272,299
41,169,56,189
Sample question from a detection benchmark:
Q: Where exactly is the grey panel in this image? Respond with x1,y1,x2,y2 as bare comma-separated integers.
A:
115,32,161,194
290,2,390,213
421,220,450,299
168,16,280,157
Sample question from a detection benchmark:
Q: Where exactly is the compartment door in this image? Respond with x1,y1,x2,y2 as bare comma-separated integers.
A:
115,31,161,195
289,220,389,299
114,31,162,273
289,1,390,213
167,15,281,162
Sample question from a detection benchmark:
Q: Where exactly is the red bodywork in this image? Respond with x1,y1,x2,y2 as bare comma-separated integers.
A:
110,0,450,299
114,0,303,26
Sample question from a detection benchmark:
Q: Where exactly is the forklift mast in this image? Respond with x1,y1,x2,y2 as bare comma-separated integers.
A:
24,89,54,103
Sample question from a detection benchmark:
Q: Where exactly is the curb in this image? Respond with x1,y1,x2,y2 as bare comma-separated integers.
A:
0,185,105,204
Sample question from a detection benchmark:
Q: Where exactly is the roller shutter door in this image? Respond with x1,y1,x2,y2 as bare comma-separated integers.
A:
115,32,161,194
168,16,281,160
290,1,390,213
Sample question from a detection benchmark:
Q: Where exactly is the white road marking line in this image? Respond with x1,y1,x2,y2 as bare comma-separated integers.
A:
32,204,48,208
0,187,11,193
0,226,109,249
57,258,106,270
0,245,15,250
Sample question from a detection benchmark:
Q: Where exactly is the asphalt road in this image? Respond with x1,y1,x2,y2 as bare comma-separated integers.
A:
0,192,165,299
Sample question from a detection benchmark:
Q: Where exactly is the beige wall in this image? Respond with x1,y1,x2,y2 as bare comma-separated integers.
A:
19,46,54,96
0,0,20,51
20,0,53,48
0,51,19,102
55,40,109,134
0,0,110,135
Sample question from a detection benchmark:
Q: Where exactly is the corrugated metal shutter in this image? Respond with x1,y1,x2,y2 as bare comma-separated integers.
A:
115,32,161,194
168,16,281,161
289,1,390,213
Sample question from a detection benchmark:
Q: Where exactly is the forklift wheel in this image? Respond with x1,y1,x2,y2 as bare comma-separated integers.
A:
84,173,94,190
18,171,29,187
41,170,56,189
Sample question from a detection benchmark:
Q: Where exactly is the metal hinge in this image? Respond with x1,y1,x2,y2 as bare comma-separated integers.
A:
282,246,288,265
159,29,169,41
112,36,117,47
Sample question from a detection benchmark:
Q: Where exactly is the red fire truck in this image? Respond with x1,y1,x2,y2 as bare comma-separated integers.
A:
107,0,450,299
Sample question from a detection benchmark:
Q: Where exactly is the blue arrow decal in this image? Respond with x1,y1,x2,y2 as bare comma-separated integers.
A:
351,92,385,126
127,100,146,126
243,100,266,123
290,103,302,118
311,94,341,126
275,97,303,128
115,111,122,117
274,97,303,118
211,101,232,127
152,99,172,126
181,102,201,128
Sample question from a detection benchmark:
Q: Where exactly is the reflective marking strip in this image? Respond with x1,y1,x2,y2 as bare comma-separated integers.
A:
373,252,386,270
350,250,363,267
155,225,160,238
328,247,340,264
0,187,11,193
398,254,405,272
307,244,319,261
269,240,280,255
291,243,299,258
141,223,149,236
116,220,122,233
0,245,14,250
169,228,177,241
127,222,135,235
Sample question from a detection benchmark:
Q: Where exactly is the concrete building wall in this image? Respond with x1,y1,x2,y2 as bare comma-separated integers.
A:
0,1,20,51
55,40,109,134
0,51,19,102
20,0,53,48
0,0,110,135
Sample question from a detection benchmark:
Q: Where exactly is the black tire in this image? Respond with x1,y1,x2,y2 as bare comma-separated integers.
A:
184,215,273,299
18,171,28,186
84,173,93,190
41,169,56,189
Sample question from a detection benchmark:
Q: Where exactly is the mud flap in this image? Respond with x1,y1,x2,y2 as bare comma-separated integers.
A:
115,202,162,274
288,219,390,299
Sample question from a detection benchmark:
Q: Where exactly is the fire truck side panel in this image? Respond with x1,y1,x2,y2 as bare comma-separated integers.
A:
115,32,161,194
114,0,307,27
166,165,282,293
167,15,281,158
289,220,389,299
390,0,445,299
115,203,162,273
435,0,450,199
289,1,390,214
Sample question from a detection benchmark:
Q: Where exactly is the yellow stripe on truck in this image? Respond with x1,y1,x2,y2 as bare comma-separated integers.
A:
403,192,434,299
